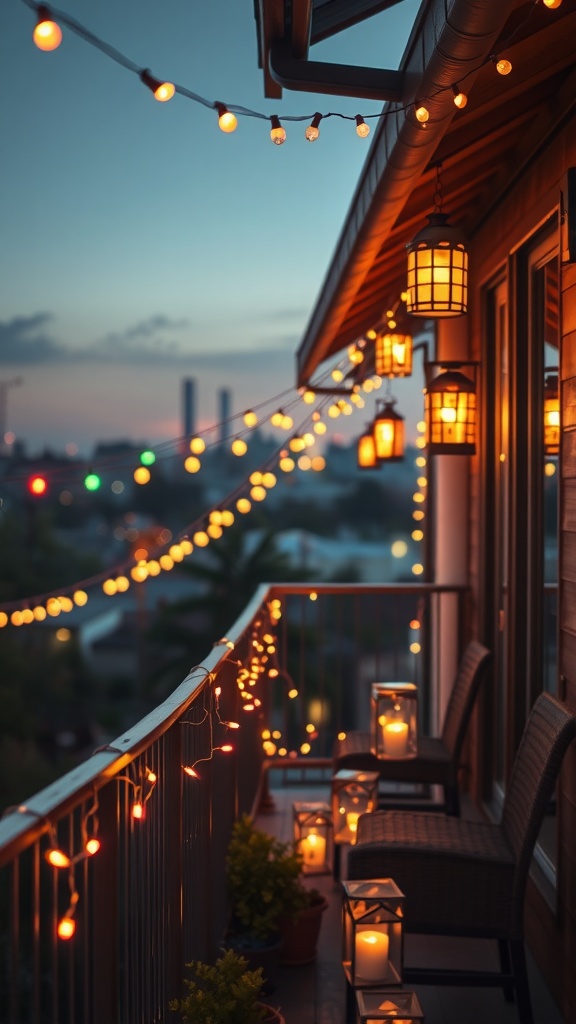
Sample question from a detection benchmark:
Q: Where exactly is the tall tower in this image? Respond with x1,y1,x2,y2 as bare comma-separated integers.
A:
218,388,231,444
182,378,196,439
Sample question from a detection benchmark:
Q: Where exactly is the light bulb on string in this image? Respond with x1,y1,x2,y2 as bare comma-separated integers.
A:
270,115,286,145
33,5,62,51
415,103,429,124
355,115,370,138
452,84,467,108
543,0,562,7
492,55,512,75
216,103,238,133
305,112,322,142
139,68,175,102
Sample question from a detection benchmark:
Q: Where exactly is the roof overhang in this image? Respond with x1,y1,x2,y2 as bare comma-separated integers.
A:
295,0,576,384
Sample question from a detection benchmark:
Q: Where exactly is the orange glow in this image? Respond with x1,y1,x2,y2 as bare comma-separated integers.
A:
46,848,70,869
73,590,88,606
184,456,201,474
132,801,145,820
57,917,76,940
219,744,234,753
28,475,47,496
183,766,200,778
134,467,151,485
85,838,101,856
217,107,238,132
33,13,62,51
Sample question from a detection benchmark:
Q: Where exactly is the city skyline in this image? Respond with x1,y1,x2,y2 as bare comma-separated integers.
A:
1,0,422,456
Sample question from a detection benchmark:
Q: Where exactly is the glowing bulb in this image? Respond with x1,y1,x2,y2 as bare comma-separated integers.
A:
452,84,467,108
85,838,101,856
46,849,70,869
244,410,258,427
132,801,145,820
185,456,201,474
134,467,151,485
183,766,200,779
355,115,370,138
415,104,429,123
58,917,76,940
543,0,562,7
193,531,210,547
270,115,286,145
140,69,175,102
494,57,512,75
73,590,88,606
190,437,206,454
305,113,322,141
236,497,251,514
33,7,62,51
232,438,247,456
217,105,238,132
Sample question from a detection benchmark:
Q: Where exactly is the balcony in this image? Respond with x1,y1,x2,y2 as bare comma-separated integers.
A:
0,583,561,1023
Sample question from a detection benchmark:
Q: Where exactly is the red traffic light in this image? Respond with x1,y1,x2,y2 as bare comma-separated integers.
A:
28,474,48,497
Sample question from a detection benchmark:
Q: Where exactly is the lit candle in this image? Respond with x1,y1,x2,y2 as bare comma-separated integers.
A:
346,811,360,834
355,929,389,981
383,721,409,757
300,832,326,867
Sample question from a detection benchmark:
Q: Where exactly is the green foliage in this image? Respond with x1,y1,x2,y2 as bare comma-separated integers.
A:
169,948,267,1024
226,815,308,942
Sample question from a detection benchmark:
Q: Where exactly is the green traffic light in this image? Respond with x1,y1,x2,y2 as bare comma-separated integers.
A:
84,472,101,491
140,450,156,466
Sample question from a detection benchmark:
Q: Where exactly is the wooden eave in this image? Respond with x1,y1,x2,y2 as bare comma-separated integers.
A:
296,1,576,385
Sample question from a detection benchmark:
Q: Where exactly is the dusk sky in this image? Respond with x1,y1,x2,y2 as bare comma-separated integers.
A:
1,0,423,456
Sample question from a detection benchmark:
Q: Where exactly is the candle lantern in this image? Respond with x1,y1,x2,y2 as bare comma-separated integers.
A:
331,769,379,845
293,801,332,875
342,879,405,988
370,682,418,760
356,989,424,1022
425,362,477,455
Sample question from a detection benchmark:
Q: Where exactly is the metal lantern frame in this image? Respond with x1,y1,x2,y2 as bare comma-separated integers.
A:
331,769,379,845
370,682,418,760
292,801,333,875
424,360,478,455
375,331,414,377
544,369,560,456
356,989,425,1022
342,878,405,989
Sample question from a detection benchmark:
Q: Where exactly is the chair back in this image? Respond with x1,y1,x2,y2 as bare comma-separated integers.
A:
501,693,576,885
440,640,491,757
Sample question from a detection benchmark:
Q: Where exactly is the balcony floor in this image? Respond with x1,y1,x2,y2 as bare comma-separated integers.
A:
257,775,563,1024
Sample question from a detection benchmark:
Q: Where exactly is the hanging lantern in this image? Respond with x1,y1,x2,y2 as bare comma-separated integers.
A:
357,427,379,469
342,878,405,989
406,165,468,317
372,401,405,462
544,373,560,456
375,332,413,377
425,363,477,454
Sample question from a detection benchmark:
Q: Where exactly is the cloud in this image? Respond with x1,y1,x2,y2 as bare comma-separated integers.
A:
0,313,71,365
0,313,297,369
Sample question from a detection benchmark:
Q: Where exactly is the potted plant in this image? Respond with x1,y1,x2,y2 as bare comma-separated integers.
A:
278,886,328,967
225,815,327,977
169,947,284,1024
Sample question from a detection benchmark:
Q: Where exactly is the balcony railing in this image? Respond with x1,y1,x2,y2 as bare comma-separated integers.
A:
0,582,468,1024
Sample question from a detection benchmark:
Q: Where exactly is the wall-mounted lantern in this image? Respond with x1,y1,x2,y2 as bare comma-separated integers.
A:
544,371,560,456
375,332,413,377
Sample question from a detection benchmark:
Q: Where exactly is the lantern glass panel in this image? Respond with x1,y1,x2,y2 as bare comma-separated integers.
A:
375,333,413,377
293,801,332,875
356,988,425,1022
331,770,379,844
342,879,405,988
370,682,418,759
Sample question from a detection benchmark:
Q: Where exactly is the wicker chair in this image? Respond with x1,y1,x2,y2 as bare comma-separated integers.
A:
333,639,491,816
347,691,576,1024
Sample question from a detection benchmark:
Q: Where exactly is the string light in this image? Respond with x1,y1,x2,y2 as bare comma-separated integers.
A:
305,112,322,142
139,68,175,102
451,84,467,109
355,115,370,138
216,103,238,133
492,55,512,75
33,4,62,50
414,103,430,124
270,115,286,145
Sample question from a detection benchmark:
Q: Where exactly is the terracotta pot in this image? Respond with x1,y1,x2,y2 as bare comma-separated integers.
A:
278,895,328,966
260,1005,285,1024
225,933,283,994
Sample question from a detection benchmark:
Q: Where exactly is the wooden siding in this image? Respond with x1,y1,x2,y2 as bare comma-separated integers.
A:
464,116,576,1018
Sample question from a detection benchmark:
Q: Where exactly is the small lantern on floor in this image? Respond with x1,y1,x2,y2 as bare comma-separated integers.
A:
342,879,405,988
425,362,477,454
331,769,379,844
372,400,405,462
375,332,413,378
293,801,332,875
544,372,560,456
356,989,424,1022
370,682,418,760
